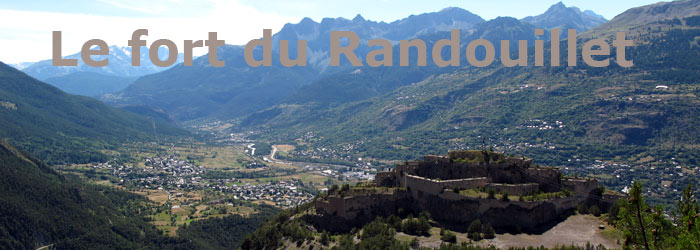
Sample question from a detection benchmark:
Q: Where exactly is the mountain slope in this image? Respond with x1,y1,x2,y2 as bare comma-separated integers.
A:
587,0,700,38
105,45,320,121
245,17,548,122
0,62,186,164
21,46,182,96
239,4,700,166
9,62,32,70
106,8,486,121
522,2,606,34
21,45,182,81
271,7,484,70
44,71,136,97
0,138,173,249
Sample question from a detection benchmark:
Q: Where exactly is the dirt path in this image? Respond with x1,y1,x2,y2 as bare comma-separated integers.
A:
483,215,620,249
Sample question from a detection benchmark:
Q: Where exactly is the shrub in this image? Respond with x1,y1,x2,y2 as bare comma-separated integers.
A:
410,237,419,248
329,184,339,195
417,216,431,236
589,205,602,217
402,215,431,236
419,210,431,220
467,219,483,241
482,223,496,239
441,230,457,243
487,189,496,199
501,192,510,201
577,203,588,214
387,214,402,231
320,231,330,246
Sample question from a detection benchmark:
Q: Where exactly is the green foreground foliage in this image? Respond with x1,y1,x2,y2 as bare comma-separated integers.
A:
610,182,700,249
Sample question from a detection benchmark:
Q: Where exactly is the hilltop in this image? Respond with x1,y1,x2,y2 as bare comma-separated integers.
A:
522,1,607,34
241,150,623,249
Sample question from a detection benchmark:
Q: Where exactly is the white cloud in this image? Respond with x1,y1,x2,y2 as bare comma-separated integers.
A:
96,0,156,15
0,0,299,64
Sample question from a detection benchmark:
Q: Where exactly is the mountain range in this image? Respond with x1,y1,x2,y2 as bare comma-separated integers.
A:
521,1,607,34
90,1,700,168
17,46,182,97
8,1,697,168
273,1,700,163
104,3,604,122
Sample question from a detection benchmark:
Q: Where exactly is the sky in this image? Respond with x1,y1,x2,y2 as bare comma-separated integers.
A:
0,0,668,64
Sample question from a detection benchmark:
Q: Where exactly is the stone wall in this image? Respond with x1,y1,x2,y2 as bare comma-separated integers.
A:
315,186,583,233
314,191,412,220
403,174,487,195
486,183,539,196
423,155,451,164
522,167,562,192
390,154,564,193
600,193,625,211
562,178,599,198
374,172,396,186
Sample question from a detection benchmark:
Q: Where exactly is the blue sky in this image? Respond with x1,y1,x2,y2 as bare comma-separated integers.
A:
237,0,666,21
0,0,666,20
0,0,668,63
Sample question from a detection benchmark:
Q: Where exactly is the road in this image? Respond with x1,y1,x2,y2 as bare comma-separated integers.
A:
270,145,278,160
247,143,255,156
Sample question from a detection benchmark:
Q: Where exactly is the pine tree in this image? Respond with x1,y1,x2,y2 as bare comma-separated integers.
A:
482,223,496,239
615,182,674,249
467,219,483,241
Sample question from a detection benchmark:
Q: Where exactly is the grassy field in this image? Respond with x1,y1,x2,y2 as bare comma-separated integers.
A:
458,188,520,200
457,188,569,202
198,145,255,169
273,144,296,153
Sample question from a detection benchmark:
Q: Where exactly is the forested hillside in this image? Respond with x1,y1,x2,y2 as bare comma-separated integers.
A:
0,62,187,164
0,138,173,249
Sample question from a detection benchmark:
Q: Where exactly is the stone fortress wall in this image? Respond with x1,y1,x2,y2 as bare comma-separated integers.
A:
318,150,618,232
385,155,564,193
485,183,539,196
315,191,412,219
402,174,488,195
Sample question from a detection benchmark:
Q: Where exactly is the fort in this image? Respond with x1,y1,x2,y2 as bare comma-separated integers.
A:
313,150,623,232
